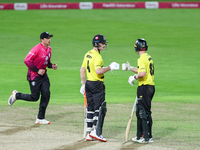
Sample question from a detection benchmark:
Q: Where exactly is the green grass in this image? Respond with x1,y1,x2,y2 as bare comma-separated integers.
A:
1,9,199,104
0,8,200,149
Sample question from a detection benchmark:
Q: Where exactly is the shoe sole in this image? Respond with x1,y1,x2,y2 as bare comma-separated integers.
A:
8,96,13,106
132,138,138,142
8,90,17,106
89,134,107,142
86,138,96,141
36,122,50,124
136,141,148,144
136,139,154,143
136,142,148,144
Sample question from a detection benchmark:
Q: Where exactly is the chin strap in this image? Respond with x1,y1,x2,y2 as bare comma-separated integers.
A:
97,46,100,53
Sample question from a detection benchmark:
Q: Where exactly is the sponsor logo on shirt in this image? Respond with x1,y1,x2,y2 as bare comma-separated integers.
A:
44,56,49,65
32,81,35,86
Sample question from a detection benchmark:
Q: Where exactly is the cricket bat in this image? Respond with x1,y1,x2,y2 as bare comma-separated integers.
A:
125,96,138,142
83,91,87,138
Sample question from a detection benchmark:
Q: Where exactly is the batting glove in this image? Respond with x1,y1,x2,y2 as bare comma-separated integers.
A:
80,84,85,96
128,74,137,86
109,62,120,73
122,61,134,71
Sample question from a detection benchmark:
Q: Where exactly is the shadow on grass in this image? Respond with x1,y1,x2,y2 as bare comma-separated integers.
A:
0,124,40,135
54,139,98,150
121,141,144,150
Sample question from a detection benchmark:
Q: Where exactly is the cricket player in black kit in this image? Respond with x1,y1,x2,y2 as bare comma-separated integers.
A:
80,34,119,142
122,38,155,143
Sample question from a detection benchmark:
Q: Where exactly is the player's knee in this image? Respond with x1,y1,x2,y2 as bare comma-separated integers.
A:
87,105,94,112
30,94,40,101
138,105,147,119
42,90,50,99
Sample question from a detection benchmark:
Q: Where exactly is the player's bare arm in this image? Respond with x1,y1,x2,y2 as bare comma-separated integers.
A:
135,71,146,79
80,67,86,84
132,67,138,73
95,67,110,75
96,62,119,74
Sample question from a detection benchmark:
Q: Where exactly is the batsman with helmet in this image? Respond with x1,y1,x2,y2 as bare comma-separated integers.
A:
122,38,155,143
80,34,119,142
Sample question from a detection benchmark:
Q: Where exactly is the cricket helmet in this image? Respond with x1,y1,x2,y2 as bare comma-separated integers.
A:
134,38,148,52
92,34,108,47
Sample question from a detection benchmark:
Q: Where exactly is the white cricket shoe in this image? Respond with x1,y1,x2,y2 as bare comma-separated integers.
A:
149,137,154,143
136,137,151,144
86,133,96,141
89,129,107,142
8,90,18,106
132,137,142,142
35,117,50,124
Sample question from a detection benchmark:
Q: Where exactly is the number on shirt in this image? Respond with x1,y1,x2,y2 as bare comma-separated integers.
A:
149,63,154,76
87,60,90,73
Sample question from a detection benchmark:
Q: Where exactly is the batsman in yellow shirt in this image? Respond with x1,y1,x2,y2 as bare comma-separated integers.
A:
80,34,119,142
122,38,155,144
82,50,105,82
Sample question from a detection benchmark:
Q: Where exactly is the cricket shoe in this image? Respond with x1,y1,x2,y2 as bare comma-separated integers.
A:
8,90,18,106
132,137,143,142
35,117,50,124
149,137,154,143
89,129,107,142
136,137,150,144
86,133,96,141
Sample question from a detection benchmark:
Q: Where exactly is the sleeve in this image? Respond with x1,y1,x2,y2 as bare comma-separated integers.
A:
48,49,52,68
48,62,52,68
94,55,103,69
24,48,39,72
81,55,87,68
137,58,146,73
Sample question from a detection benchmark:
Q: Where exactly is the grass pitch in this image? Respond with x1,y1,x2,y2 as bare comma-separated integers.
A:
0,8,200,149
